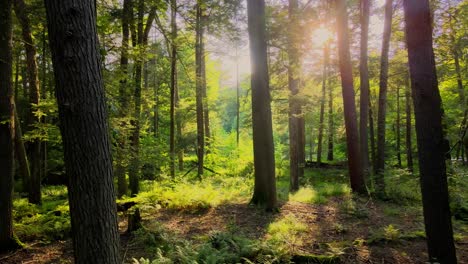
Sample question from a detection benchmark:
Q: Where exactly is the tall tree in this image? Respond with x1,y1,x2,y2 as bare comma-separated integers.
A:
334,0,365,193
44,0,121,262
327,77,334,161
375,0,393,191
405,73,413,172
116,0,132,198
288,0,302,191
317,44,329,165
169,0,177,178
403,0,457,262
13,0,42,204
129,2,156,195
359,0,371,176
195,0,205,179
396,86,402,167
248,0,277,210
0,0,21,252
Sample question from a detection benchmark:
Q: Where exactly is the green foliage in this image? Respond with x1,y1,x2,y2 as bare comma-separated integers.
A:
266,214,307,253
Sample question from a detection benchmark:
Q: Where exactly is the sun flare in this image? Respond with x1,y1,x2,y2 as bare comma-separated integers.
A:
311,27,333,47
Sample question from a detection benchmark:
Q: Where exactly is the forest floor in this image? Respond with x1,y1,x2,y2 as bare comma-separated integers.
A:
1,168,468,263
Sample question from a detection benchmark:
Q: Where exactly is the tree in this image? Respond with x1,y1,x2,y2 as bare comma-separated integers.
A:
317,44,329,165
13,0,42,205
375,0,393,190
288,0,302,191
248,0,277,210
334,0,365,193
0,0,21,252
196,0,205,179
405,73,413,172
359,0,371,176
403,0,457,262
169,0,177,178
44,0,121,262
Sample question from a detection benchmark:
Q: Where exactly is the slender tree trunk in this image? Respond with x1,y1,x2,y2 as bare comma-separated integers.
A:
369,95,377,170
0,0,20,251
116,0,131,198
14,0,42,204
248,0,277,210
14,108,30,193
403,1,457,262
128,0,145,196
327,79,334,161
375,0,393,193
359,0,371,176
236,47,240,147
335,0,365,193
396,86,402,168
40,25,47,180
201,16,210,145
44,0,121,262
195,1,205,179
405,73,413,172
317,45,328,165
288,0,302,191
169,0,177,178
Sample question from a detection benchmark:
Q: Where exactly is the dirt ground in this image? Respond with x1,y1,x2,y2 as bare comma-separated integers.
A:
1,197,467,263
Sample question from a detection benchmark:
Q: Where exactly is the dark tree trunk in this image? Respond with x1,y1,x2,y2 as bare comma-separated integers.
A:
335,0,365,193
236,47,240,147
201,16,210,145
14,108,31,193
14,0,42,205
128,0,145,196
375,0,393,192
169,0,177,178
369,95,377,170
288,0,302,192
44,1,121,262
403,1,457,262
248,0,277,210
359,0,371,176
0,0,20,252
396,86,402,168
327,78,334,161
317,45,328,165
405,73,413,172
195,1,205,179
116,0,132,198
129,2,156,195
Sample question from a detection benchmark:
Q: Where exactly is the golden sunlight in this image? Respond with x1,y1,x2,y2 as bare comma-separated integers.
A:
311,27,333,47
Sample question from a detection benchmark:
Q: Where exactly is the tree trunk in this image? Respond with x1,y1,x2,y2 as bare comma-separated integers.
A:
396,86,402,168
248,0,277,210
0,0,20,251
236,47,240,147
14,108,31,193
359,0,371,176
288,0,303,192
195,1,205,179
334,0,365,193
405,73,413,172
317,45,328,165
375,0,393,193
169,0,177,178
369,94,377,171
403,1,457,262
201,16,210,145
327,78,334,161
14,0,42,205
116,0,131,198
44,0,121,262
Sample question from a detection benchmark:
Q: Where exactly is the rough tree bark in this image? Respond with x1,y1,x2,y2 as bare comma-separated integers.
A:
375,0,393,192
13,0,42,205
0,0,21,252
334,0,365,193
248,0,278,210
44,0,121,262
359,0,371,176
403,0,457,262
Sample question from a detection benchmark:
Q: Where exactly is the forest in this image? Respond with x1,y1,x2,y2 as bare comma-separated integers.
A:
0,0,467,263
